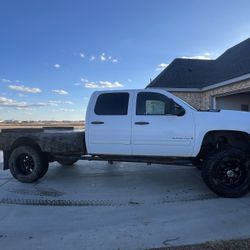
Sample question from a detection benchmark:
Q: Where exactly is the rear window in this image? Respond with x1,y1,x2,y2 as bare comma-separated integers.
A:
94,93,129,115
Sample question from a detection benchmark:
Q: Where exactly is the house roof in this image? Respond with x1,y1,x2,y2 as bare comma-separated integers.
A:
147,38,250,89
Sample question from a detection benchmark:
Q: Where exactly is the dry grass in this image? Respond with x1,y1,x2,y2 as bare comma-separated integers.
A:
150,238,250,250
0,122,84,130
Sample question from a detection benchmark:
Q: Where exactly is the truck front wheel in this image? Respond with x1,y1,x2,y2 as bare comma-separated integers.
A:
9,146,48,183
202,148,250,198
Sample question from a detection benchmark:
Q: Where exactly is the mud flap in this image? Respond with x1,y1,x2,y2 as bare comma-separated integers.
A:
3,151,10,170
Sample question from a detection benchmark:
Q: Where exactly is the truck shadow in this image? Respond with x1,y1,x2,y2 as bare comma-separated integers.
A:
2,161,250,204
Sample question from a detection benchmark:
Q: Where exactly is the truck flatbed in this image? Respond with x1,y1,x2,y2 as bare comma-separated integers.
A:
0,127,86,170
0,127,85,153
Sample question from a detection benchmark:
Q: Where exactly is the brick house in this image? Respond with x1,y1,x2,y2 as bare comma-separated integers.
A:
147,38,250,111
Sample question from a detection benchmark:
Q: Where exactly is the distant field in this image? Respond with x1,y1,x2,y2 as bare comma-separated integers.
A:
0,122,84,129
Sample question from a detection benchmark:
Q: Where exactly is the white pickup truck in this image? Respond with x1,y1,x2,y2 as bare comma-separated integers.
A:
1,88,250,197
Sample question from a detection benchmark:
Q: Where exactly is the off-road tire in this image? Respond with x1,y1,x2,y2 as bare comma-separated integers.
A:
9,146,48,183
202,148,250,198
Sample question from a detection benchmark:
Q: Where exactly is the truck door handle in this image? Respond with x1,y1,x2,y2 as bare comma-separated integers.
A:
91,121,104,125
134,121,150,125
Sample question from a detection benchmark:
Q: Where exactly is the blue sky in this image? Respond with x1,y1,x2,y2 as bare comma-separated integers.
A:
1,0,250,120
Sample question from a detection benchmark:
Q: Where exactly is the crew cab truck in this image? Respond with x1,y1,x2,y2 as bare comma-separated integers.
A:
1,88,250,198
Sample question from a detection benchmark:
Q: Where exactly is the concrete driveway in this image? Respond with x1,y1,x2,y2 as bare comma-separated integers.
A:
0,154,250,250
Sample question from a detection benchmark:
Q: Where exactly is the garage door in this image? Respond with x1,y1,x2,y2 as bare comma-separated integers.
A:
216,92,250,111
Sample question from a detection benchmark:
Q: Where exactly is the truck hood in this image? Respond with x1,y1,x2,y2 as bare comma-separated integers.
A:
193,109,250,135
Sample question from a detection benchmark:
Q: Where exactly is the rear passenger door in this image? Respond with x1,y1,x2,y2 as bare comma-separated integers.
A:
87,91,133,155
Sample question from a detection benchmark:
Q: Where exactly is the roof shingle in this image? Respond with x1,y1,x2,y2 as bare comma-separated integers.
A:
147,38,250,89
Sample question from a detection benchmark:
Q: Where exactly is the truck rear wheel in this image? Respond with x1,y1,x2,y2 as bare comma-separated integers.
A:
202,148,250,198
9,146,48,183
57,157,79,166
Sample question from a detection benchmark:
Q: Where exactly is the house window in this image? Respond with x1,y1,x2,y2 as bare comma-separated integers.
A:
241,104,249,111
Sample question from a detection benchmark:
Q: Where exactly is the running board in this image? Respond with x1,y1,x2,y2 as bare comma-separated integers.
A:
79,155,193,166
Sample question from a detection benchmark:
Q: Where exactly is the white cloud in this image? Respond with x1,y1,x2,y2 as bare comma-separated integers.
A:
31,101,72,107
52,89,69,95
63,101,73,104
100,53,107,61
74,78,88,86
0,96,27,108
156,63,169,71
0,96,73,112
16,107,33,111
31,102,62,107
9,85,42,93
33,102,52,107
88,53,118,63
1,78,12,83
48,100,73,105
155,52,214,71
18,93,27,97
44,101,58,106
204,52,211,57
85,82,99,88
59,108,75,112
80,53,85,58
85,81,123,89
181,53,214,60
54,64,61,68
53,108,75,112
98,53,118,63
1,78,22,84
80,78,88,83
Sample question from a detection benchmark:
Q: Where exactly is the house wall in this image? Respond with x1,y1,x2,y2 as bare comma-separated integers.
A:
170,79,250,110
170,92,202,109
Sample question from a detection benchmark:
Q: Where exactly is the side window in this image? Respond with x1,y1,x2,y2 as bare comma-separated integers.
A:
95,92,129,115
136,92,182,115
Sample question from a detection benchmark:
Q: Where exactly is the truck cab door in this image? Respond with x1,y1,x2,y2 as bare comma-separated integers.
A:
131,90,195,157
87,91,133,155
